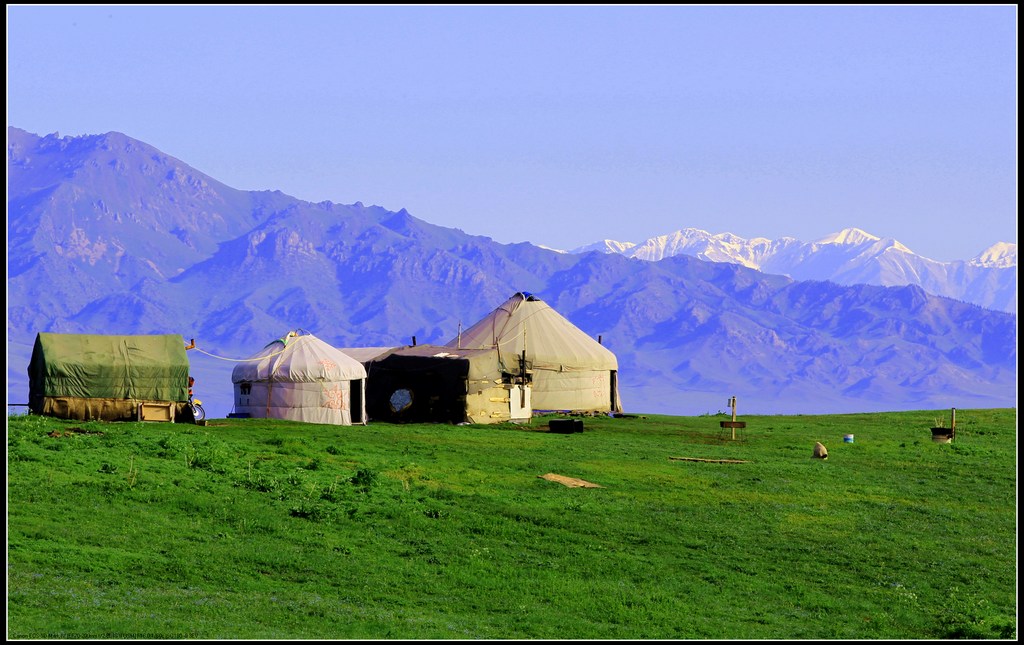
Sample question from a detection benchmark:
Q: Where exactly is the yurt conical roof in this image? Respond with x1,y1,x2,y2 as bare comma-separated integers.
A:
232,331,367,383
448,292,617,372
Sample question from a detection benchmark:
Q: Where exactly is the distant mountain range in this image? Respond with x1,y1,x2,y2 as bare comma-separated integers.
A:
6,126,1017,418
568,228,1016,314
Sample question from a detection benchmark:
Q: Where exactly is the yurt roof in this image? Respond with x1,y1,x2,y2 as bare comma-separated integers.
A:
448,292,617,372
232,331,367,383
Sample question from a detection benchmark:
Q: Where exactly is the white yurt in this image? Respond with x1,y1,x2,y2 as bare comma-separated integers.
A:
231,331,367,425
448,292,623,414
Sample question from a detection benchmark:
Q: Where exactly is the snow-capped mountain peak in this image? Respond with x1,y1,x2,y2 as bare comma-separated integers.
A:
969,242,1017,269
569,226,1015,313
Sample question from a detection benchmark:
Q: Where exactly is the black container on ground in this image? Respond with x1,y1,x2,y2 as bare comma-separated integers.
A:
549,419,584,433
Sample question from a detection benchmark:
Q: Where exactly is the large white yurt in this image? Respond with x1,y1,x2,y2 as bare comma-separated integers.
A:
447,292,623,413
231,331,367,425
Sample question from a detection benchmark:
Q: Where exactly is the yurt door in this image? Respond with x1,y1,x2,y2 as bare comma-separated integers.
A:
509,384,532,423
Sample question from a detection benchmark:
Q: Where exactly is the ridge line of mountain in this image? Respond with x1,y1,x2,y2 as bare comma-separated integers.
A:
6,125,1017,418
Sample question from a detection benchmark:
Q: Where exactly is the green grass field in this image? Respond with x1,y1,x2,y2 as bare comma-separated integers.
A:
6,408,1017,639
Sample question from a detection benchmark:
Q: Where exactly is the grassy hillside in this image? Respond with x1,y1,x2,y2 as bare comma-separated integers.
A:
7,409,1017,639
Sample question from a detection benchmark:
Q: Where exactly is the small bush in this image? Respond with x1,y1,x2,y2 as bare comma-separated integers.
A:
320,477,345,502
156,435,182,458
185,439,230,473
937,588,1017,639
350,468,378,491
289,500,328,522
303,458,322,471
245,474,279,493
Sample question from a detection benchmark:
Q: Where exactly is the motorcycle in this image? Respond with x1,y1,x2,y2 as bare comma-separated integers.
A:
189,394,206,422
188,375,205,422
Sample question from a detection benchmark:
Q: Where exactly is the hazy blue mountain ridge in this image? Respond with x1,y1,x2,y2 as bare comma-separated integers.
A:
6,126,1016,417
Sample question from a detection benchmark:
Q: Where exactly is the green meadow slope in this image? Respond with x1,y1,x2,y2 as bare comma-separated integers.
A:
6,409,1017,639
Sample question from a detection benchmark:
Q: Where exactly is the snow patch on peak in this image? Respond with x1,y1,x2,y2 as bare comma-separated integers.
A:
815,228,880,246
889,239,913,254
571,239,637,254
870,237,914,255
627,228,768,268
674,227,714,238
535,244,569,254
713,231,748,244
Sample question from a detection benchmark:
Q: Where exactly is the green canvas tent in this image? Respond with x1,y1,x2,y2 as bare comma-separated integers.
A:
28,332,191,421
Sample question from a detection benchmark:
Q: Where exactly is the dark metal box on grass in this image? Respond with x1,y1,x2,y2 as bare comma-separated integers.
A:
548,419,584,433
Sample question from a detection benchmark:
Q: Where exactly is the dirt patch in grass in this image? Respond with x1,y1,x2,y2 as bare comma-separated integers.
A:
48,427,104,438
538,473,603,488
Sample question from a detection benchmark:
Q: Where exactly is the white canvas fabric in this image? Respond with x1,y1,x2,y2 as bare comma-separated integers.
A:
448,293,622,413
232,332,368,425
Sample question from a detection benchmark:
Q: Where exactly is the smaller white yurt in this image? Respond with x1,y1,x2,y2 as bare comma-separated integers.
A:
231,331,367,425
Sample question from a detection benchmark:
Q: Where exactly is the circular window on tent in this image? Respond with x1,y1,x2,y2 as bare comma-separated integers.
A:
389,388,413,414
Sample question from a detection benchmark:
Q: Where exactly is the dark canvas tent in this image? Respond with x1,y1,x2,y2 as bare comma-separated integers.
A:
447,292,623,414
339,344,532,424
28,332,191,421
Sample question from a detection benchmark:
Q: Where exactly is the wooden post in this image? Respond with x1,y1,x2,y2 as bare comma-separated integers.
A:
951,407,956,440
520,348,527,408
730,396,737,440
520,327,528,409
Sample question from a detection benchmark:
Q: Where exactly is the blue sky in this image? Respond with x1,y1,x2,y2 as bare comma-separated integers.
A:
7,5,1017,261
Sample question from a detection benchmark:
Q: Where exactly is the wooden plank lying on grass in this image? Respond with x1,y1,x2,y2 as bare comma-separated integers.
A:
669,457,750,464
538,473,603,488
